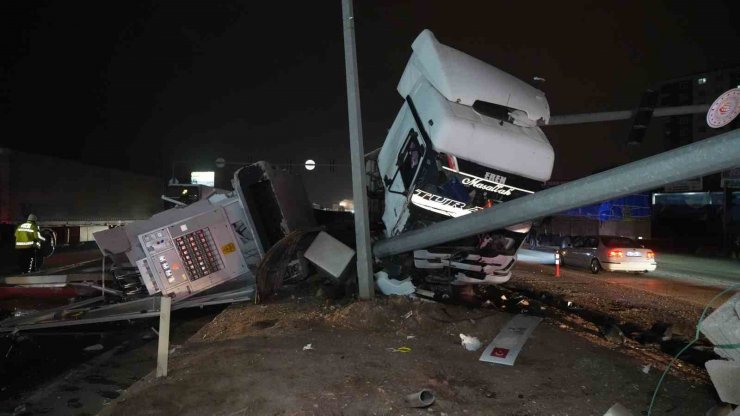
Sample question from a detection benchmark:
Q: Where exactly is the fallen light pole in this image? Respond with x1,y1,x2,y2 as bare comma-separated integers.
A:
373,128,740,257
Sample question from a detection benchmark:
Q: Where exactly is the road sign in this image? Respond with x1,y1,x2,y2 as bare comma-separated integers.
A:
707,88,740,128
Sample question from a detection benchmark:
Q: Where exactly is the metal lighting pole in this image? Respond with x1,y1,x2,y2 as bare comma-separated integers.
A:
341,0,374,299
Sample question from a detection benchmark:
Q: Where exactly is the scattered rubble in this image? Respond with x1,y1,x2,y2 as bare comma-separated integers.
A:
458,334,481,352
705,403,735,416
375,271,415,296
603,402,633,416
83,344,104,352
99,295,717,416
479,314,541,366
699,293,740,406
405,389,435,408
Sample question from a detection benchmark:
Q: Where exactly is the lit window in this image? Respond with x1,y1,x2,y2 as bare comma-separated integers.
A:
697,77,707,85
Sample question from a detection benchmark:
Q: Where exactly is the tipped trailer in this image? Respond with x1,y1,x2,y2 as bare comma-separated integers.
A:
0,162,315,332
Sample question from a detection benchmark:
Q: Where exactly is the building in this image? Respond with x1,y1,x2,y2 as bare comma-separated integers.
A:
659,66,740,149
648,67,740,252
0,148,163,246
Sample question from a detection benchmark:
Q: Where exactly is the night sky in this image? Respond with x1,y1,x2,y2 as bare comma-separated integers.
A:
2,1,739,206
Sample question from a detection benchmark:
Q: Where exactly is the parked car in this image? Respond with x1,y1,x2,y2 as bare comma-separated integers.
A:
561,235,656,274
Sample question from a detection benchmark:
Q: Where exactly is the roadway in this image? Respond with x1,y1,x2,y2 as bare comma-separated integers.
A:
519,246,740,306
592,253,740,307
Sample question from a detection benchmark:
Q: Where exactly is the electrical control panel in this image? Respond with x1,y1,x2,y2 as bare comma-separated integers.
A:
134,206,251,299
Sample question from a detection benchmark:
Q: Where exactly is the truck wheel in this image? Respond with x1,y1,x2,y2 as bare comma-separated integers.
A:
590,259,601,274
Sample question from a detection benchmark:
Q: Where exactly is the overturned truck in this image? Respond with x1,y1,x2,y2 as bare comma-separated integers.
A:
1,29,556,330
96,29,556,302
369,29,554,289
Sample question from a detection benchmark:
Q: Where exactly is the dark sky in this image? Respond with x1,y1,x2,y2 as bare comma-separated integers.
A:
2,1,739,206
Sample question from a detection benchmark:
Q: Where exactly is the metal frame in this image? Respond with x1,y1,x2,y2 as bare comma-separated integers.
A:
0,287,254,333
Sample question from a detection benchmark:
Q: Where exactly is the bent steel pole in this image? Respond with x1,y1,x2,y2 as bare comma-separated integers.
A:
374,128,740,258
341,0,374,299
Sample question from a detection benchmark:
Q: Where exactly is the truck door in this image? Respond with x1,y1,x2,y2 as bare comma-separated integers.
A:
384,128,428,235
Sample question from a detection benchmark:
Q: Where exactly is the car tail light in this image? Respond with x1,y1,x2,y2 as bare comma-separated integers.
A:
608,249,623,258
647,251,655,260
446,154,459,171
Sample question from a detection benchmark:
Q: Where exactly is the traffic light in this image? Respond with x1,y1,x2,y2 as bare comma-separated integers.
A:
627,89,658,145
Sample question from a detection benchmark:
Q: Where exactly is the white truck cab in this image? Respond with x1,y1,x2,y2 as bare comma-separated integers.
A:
376,30,554,286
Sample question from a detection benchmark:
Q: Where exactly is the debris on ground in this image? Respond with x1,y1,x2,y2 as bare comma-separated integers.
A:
459,334,481,351
479,314,541,366
83,344,104,352
99,296,716,416
405,389,435,408
375,271,415,296
387,346,412,353
704,403,735,416
706,360,740,405
602,324,626,345
642,364,651,374
303,231,355,280
302,343,313,351
603,402,633,416
700,293,740,405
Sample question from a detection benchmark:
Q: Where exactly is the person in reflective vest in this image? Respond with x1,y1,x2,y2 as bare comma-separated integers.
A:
14,214,46,273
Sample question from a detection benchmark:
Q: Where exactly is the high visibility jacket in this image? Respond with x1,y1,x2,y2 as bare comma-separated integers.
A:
14,221,45,250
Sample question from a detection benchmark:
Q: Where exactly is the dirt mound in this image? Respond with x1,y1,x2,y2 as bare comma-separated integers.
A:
193,295,497,343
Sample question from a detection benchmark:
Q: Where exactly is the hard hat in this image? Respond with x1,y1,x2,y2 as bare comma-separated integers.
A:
27,214,37,222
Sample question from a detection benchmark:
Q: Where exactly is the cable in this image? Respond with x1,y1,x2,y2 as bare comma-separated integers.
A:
647,282,740,415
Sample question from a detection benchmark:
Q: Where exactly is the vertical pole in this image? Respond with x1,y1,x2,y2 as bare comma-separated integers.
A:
554,251,561,278
101,256,105,299
156,296,172,377
723,186,732,256
341,0,374,299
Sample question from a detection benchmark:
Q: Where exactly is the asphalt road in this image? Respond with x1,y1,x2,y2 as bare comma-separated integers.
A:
557,253,740,307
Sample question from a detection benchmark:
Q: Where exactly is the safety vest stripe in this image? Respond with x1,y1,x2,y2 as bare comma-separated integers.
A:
17,229,36,233
16,241,35,246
